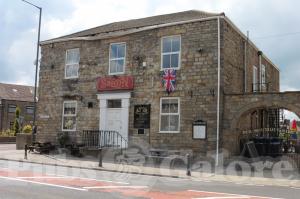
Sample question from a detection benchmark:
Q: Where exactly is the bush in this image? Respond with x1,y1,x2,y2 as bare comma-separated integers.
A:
13,107,21,136
22,125,32,134
0,129,15,137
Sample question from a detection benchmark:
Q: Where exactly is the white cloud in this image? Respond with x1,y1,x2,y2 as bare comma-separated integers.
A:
42,0,152,39
7,28,36,85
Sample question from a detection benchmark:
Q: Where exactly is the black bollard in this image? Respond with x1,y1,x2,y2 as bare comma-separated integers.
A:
98,148,103,167
24,144,28,160
186,153,191,176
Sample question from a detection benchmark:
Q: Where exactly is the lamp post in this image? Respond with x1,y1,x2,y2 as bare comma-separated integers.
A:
21,0,42,143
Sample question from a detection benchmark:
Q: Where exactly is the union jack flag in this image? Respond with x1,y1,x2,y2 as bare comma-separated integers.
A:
162,69,176,94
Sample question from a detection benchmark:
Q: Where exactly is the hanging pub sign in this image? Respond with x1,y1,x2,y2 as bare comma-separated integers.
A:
161,69,176,94
134,105,151,129
193,120,207,139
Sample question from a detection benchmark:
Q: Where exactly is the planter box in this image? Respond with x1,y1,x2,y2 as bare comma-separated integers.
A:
0,136,16,143
16,133,32,150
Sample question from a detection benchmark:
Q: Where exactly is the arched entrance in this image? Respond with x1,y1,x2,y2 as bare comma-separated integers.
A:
223,92,300,156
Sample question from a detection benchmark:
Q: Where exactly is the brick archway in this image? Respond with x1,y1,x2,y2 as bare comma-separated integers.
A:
223,91,300,155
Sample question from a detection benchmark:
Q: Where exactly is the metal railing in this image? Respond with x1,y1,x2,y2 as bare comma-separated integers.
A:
81,130,128,150
252,82,270,93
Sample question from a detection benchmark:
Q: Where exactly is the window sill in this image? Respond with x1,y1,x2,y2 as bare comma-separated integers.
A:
64,76,79,80
159,131,180,133
108,72,125,76
160,67,180,71
62,129,77,132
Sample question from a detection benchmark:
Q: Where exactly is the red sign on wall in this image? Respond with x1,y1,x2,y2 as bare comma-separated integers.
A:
96,76,134,91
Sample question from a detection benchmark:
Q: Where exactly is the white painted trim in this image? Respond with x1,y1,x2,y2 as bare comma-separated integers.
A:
97,92,131,143
65,48,80,79
108,42,126,75
159,97,180,133
97,92,131,100
160,35,181,70
62,100,77,132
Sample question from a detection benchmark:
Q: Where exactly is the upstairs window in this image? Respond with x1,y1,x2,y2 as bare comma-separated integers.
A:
8,105,16,113
160,98,180,133
65,48,80,79
109,43,126,75
62,101,77,131
161,36,181,69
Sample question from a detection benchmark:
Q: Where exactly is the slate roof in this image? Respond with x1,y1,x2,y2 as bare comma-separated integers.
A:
0,83,35,102
46,10,222,42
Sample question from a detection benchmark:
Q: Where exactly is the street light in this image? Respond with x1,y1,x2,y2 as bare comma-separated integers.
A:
21,0,42,142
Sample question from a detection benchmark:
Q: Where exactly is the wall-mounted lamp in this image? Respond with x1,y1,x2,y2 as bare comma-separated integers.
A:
197,48,204,53
133,55,146,67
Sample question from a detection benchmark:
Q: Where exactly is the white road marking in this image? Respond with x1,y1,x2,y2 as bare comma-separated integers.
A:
188,190,284,199
290,186,300,190
0,176,88,191
84,185,148,189
18,176,70,179
18,175,129,184
234,182,265,186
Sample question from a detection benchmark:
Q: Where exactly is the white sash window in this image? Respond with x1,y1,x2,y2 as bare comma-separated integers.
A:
159,97,180,133
65,48,80,79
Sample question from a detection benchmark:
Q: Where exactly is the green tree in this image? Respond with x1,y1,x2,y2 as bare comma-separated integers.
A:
13,107,21,136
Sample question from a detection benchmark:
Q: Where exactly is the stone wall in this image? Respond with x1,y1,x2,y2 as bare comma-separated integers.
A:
37,19,221,154
37,17,281,156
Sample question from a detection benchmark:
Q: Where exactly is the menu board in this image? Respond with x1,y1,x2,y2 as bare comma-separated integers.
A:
134,105,151,129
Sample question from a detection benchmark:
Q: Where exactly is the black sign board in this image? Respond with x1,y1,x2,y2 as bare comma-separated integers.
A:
134,105,151,129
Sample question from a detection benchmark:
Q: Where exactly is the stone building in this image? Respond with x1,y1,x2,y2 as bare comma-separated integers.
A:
37,10,281,156
0,83,35,132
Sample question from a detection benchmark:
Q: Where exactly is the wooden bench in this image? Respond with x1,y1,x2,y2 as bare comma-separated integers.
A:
28,142,55,154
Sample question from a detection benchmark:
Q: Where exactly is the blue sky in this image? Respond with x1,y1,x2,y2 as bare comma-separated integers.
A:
1,0,300,92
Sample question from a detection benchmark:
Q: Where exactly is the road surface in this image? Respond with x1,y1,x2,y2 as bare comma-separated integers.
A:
0,160,299,199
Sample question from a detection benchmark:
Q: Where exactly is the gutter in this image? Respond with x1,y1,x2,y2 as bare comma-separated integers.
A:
216,17,221,167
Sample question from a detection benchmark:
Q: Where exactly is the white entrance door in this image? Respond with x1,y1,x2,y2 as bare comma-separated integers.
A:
97,92,131,148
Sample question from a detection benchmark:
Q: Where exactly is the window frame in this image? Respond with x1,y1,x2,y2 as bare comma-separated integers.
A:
161,35,181,70
26,106,34,115
159,97,180,133
62,100,77,132
253,65,258,92
261,64,266,86
109,42,126,75
65,48,80,79
8,104,16,113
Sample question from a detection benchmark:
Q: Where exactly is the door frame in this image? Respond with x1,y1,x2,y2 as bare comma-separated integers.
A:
97,92,131,140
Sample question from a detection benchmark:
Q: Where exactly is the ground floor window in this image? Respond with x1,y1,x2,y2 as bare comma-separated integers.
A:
62,101,77,131
159,97,180,133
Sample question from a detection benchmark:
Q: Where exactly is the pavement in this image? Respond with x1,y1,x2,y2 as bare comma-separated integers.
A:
0,144,300,189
